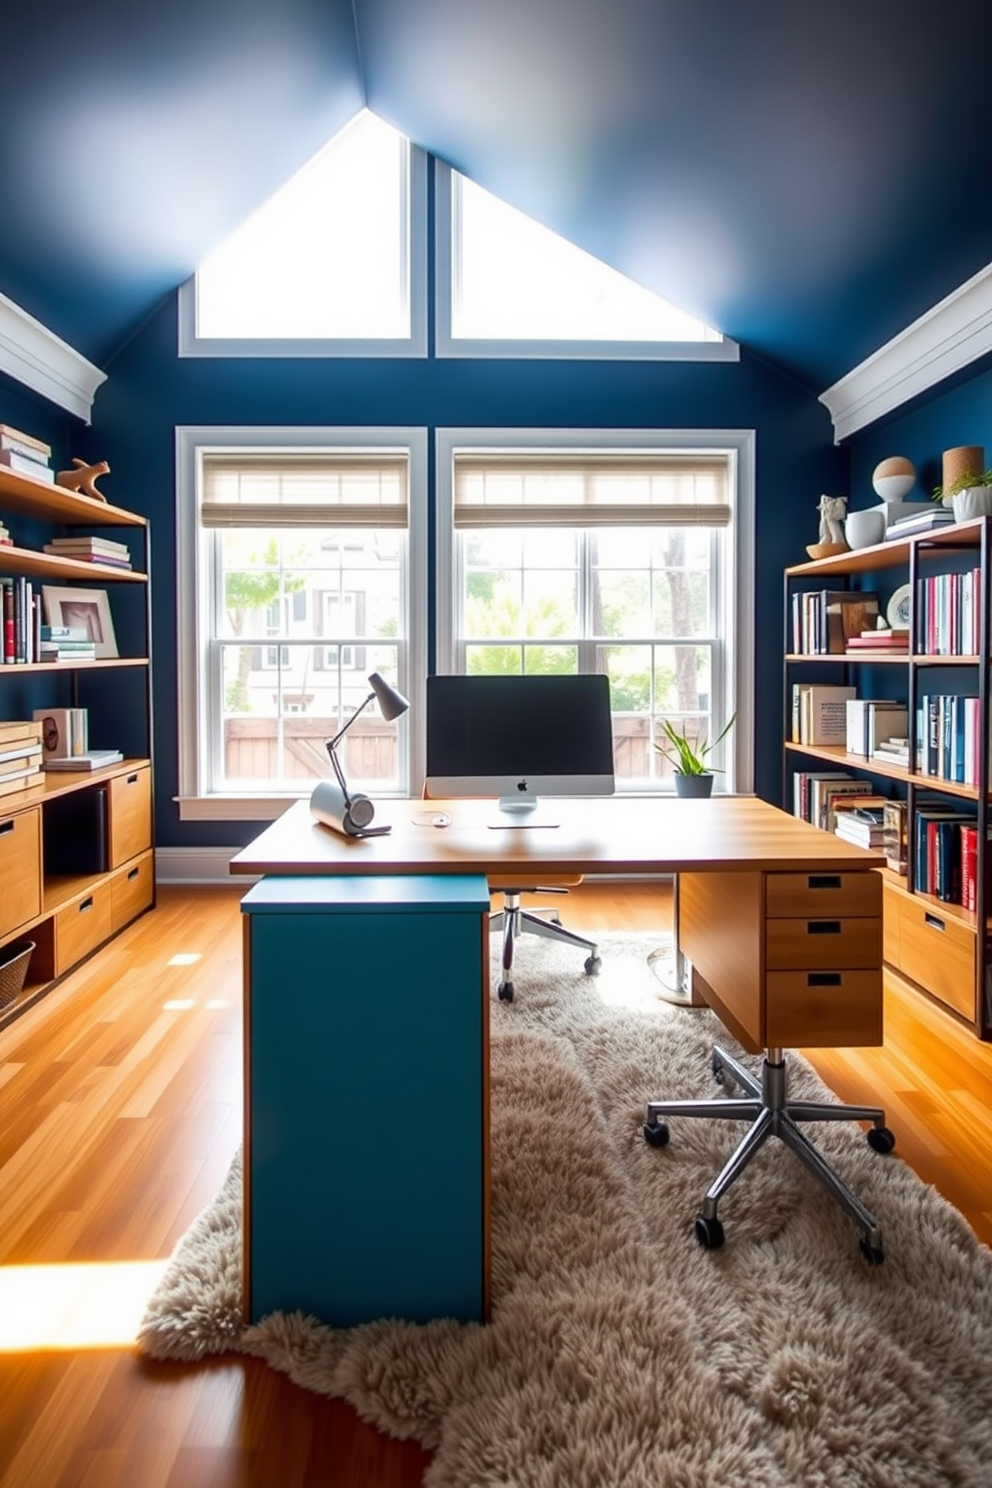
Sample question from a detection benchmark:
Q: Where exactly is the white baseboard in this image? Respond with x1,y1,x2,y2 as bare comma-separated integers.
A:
155,846,259,884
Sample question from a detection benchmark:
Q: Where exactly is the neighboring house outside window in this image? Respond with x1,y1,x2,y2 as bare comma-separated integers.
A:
176,428,428,820
435,429,755,794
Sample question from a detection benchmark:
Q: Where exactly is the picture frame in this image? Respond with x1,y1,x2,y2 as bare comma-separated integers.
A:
41,586,118,659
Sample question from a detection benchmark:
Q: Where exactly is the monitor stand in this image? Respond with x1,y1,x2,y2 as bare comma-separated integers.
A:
488,795,560,830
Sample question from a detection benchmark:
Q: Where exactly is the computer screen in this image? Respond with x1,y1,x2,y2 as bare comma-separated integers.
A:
425,674,615,824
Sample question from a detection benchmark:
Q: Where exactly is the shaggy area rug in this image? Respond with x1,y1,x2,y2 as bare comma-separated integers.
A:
139,931,992,1487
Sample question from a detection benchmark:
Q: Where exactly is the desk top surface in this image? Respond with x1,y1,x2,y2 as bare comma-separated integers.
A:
229,795,885,877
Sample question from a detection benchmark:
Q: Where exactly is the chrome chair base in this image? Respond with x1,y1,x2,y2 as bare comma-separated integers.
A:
491,888,600,1001
644,1044,895,1262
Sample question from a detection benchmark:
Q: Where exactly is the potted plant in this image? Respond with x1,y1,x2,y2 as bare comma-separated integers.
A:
931,467,992,522
654,713,736,798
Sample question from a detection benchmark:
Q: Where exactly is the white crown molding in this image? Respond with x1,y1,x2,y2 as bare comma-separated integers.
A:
820,262,992,443
0,290,106,423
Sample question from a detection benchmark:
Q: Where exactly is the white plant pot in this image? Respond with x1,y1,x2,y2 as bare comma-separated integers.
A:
952,486,992,522
844,508,886,549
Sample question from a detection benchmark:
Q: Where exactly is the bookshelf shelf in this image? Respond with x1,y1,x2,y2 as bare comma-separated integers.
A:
784,515,992,1038
0,462,155,1031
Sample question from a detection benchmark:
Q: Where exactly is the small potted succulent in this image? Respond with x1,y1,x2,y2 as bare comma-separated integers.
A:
931,468,992,523
654,714,736,798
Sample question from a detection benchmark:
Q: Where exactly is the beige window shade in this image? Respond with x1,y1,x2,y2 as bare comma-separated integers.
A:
201,452,409,528
453,451,732,527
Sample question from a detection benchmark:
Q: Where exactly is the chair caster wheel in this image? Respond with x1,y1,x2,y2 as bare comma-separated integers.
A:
860,1238,885,1266
497,981,514,1002
584,955,601,976
867,1125,895,1155
694,1214,725,1250
643,1121,669,1148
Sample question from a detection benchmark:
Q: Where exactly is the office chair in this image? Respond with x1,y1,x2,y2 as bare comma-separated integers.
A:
488,874,601,1002
643,1042,895,1263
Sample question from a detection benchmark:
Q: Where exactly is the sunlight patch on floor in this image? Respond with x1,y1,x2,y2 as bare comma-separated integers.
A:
167,953,203,966
0,1260,169,1350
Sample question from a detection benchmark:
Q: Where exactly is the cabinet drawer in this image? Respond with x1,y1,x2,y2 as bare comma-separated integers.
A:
55,883,113,973
110,850,154,932
108,768,151,867
767,970,882,1049
766,870,880,920
766,915,881,970
894,898,975,1022
0,805,42,939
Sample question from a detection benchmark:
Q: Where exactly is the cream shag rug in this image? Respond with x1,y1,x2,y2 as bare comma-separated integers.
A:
139,931,992,1487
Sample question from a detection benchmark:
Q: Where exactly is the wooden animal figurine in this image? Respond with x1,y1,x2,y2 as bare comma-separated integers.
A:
817,493,847,545
56,458,110,502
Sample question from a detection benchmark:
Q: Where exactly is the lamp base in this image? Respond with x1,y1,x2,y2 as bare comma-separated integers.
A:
310,780,392,838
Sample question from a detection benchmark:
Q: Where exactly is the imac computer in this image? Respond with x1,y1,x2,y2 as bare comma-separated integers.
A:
425,673,615,827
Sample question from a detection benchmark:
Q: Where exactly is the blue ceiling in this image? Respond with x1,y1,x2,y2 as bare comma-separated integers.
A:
1,0,989,393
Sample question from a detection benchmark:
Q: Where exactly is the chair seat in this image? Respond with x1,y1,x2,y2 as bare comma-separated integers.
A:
487,874,583,891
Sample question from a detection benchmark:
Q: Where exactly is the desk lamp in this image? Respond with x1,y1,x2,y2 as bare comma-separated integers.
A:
310,672,410,838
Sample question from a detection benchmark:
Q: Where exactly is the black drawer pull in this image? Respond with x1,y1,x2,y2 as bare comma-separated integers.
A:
0,820,13,837
127,867,139,881
924,913,945,933
807,920,841,935
808,874,842,890
126,773,138,785
79,897,94,914
808,973,842,987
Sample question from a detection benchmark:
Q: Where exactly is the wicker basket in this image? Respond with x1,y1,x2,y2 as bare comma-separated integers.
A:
0,940,35,1009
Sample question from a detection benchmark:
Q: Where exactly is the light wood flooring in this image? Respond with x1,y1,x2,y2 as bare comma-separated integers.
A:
0,881,989,1487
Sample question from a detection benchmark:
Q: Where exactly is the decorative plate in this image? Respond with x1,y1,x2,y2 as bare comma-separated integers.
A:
886,583,912,630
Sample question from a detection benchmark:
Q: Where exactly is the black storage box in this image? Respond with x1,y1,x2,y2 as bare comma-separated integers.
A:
43,786,109,876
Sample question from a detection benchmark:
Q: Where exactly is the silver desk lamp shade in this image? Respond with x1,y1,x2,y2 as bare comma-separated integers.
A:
310,672,410,838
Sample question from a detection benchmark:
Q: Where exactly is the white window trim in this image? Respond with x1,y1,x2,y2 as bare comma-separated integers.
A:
176,425,428,821
177,147,429,359
434,163,740,364
435,427,755,795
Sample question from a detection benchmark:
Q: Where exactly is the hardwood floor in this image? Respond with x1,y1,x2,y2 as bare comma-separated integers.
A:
0,880,989,1487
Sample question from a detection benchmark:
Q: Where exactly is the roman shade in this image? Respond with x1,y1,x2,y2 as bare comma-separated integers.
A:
200,451,409,528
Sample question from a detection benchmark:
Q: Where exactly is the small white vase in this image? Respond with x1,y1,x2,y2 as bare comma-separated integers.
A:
844,508,886,549
952,486,992,522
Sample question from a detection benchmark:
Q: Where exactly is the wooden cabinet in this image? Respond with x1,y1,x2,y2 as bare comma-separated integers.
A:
0,468,155,1026
783,517,990,1038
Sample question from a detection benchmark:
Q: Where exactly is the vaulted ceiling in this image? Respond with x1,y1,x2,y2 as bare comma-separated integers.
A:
2,0,989,394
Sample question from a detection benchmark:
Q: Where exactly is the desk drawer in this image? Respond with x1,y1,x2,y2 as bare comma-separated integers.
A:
766,871,880,919
0,805,41,939
55,883,113,973
893,897,975,1022
766,916,881,970
767,970,882,1048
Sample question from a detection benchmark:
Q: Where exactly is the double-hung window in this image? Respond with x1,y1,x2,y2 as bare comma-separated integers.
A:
176,428,427,819
436,429,754,794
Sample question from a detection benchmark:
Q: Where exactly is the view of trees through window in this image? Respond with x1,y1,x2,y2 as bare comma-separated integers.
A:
458,525,722,786
214,528,404,790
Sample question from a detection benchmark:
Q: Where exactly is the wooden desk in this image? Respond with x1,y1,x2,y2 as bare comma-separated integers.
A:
233,795,884,1322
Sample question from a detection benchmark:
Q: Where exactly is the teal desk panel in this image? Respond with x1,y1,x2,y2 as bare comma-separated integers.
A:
242,874,490,1327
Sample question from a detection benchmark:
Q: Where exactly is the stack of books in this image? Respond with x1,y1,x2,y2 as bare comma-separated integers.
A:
43,535,132,569
0,423,54,484
0,720,44,797
45,748,123,772
871,735,911,768
885,506,956,540
845,628,910,657
39,624,97,664
834,801,887,849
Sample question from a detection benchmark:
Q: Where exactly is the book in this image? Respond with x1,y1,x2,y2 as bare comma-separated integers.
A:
885,508,955,538
43,550,132,570
0,449,54,482
0,719,43,746
33,706,88,759
882,801,908,874
0,423,52,458
44,749,123,771
40,625,90,641
845,700,908,756
46,536,130,556
847,632,909,647
793,684,856,746
816,779,874,832
0,771,43,797
0,748,42,776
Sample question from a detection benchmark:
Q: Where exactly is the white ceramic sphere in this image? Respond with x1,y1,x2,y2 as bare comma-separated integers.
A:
872,456,916,503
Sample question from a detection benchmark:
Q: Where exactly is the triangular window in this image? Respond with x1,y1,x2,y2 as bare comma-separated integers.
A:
179,111,426,356
437,165,736,361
